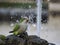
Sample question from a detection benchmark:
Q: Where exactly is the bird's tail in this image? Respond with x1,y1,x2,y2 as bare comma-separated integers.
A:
9,31,14,33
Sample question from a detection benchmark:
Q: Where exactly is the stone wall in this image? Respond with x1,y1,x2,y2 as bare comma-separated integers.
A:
49,3,60,12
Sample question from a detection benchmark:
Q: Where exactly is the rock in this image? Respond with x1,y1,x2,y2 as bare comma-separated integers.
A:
19,32,28,45
27,35,48,45
0,39,5,45
19,32,28,40
48,43,56,45
3,32,55,45
5,35,25,45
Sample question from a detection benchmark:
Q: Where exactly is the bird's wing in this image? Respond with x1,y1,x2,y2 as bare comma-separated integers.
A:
20,18,24,23
13,24,20,31
24,24,27,31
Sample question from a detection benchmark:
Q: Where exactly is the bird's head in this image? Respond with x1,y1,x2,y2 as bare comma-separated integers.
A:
20,17,29,23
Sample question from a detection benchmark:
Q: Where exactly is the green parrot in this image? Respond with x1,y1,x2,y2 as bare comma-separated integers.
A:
9,17,28,35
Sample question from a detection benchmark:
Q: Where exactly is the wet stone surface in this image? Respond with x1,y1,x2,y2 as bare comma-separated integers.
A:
0,32,55,45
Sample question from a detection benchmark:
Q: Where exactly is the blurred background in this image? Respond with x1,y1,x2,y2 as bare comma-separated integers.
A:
0,0,60,45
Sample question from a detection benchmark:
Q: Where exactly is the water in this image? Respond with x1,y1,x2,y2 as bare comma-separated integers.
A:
37,0,42,36
0,22,13,36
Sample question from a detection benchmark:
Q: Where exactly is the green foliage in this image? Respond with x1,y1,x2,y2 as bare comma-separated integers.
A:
42,2,48,10
0,2,36,8
0,2,48,9
0,35,6,41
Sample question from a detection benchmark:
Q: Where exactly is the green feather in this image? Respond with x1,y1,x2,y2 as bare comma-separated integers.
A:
13,31,19,35
20,18,24,23
13,24,20,31
12,18,24,35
